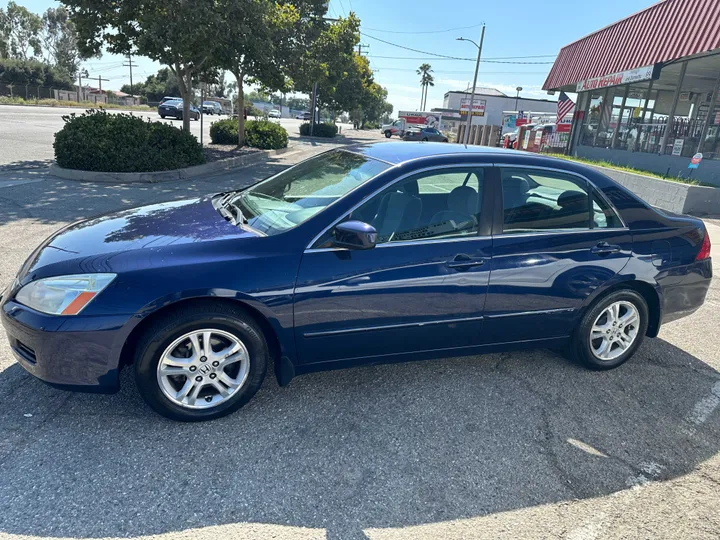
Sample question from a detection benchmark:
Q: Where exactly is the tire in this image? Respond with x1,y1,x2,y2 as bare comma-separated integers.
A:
443,138,449,143
569,289,649,370
384,130,392,138
134,302,269,421
422,137,428,142
160,114,166,119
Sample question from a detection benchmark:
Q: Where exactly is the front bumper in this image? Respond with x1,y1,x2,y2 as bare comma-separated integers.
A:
1,299,132,393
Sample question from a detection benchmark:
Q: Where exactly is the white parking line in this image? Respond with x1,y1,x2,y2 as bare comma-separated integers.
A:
686,381,720,425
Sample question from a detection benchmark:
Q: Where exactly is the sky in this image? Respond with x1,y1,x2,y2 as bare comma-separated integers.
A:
21,0,658,112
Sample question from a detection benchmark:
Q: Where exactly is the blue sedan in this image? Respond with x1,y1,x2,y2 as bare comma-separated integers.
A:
1,143,712,421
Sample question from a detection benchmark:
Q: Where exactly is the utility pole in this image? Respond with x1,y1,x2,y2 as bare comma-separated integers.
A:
77,68,89,101
94,74,110,92
123,54,138,92
357,43,369,56
457,24,486,145
515,86,522,111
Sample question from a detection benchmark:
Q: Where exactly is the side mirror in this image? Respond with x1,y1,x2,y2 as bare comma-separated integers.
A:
333,221,377,250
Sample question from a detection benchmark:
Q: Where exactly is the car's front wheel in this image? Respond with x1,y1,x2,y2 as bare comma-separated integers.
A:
134,302,268,421
384,130,392,138
570,289,648,370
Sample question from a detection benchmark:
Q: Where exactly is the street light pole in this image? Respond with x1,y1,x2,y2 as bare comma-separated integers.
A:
515,86,522,111
458,24,485,145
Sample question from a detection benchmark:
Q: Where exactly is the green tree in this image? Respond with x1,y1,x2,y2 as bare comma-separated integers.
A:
291,14,361,118
0,57,73,87
3,1,42,61
286,96,309,111
40,6,81,79
63,0,221,131
212,0,326,144
417,63,433,111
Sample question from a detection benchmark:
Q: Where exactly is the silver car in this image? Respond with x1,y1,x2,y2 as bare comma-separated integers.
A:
402,126,448,142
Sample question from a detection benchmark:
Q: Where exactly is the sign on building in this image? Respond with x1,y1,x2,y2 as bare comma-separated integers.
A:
459,98,486,116
576,65,655,92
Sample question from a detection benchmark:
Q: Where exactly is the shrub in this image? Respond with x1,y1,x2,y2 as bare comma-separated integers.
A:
209,118,288,149
209,118,238,145
54,109,205,172
245,120,288,149
299,122,338,138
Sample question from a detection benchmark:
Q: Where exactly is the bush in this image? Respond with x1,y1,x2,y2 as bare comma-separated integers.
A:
54,109,205,172
245,120,288,149
209,118,288,149
299,122,338,138
209,118,238,145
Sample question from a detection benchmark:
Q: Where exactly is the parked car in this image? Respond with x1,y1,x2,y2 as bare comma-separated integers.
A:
202,101,223,115
1,143,712,421
402,126,448,142
296,111,312,120
158,99,200,120
268,109,281,119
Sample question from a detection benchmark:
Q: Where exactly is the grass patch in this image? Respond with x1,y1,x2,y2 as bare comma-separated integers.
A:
543,153,715,187
0,95,152,111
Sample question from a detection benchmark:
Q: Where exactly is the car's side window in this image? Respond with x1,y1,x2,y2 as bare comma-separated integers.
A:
312,168,481,247
501,168,594,233
591,189,623,229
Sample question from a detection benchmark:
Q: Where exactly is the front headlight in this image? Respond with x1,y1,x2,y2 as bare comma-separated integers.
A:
15,274,116,315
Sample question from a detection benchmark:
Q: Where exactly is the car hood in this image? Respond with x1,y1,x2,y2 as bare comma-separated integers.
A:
19,197,259,281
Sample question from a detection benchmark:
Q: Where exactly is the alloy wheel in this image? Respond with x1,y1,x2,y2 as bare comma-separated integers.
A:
156,328,250,409
589,301,640,361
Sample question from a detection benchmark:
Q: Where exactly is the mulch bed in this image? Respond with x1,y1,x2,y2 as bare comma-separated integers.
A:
203,144,263,163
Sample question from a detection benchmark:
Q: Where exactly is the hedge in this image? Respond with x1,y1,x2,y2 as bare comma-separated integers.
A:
299,122,338,138
54,109,205,172
210,118,288,149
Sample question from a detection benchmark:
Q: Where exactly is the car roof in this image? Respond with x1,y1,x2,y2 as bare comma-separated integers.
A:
343,141,519,164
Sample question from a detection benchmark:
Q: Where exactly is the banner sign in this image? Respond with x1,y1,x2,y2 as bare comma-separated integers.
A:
576,65,655,93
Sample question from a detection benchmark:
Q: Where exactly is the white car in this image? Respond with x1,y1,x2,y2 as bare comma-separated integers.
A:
268,109,281,118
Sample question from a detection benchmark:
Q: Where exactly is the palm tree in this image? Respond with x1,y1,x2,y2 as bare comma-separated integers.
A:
417,63,434,111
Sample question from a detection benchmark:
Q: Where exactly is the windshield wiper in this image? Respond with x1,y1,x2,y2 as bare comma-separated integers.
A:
213,194,248,226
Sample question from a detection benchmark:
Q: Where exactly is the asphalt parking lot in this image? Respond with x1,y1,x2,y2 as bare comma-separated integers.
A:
0,146,719,539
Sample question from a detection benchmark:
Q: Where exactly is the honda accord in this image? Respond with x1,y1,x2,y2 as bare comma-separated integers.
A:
1,143,712,421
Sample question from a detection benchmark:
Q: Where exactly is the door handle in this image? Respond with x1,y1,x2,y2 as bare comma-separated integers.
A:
447,254,486,270
591,242,621,255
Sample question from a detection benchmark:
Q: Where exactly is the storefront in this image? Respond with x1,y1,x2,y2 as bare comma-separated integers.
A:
543,0,720,186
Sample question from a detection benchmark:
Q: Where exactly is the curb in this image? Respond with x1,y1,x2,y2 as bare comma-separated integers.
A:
48,145,293,184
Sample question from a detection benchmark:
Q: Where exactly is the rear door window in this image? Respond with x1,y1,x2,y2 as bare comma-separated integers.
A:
500,168,593,232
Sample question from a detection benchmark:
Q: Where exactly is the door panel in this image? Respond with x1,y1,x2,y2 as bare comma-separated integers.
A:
484,166,632,344
484,230,632,343
294,239,492,364
293,165,493,366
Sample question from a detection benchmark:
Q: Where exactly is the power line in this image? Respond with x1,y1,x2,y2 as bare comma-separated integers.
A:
337,0,347,16
367,54,554,64
361,33,556,63
372,67,549,74
363,23,483,34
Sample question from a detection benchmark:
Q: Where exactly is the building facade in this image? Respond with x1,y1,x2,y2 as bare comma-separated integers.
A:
543,0,720,186
439,89,558,133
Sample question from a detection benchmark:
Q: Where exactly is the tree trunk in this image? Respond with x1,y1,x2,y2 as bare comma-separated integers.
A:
232,69,245,146
175,63,193,132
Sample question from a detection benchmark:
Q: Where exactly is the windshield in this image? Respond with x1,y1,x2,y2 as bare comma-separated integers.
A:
227,150,389,236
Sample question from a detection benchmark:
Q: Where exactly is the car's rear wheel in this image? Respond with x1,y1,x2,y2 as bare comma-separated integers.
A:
159,114,166,119
570,289,648,370
134,303,268,421
384,130,392,138
422,137,428,142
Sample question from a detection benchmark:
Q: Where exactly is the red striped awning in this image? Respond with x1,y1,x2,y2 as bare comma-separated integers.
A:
543,0,720,90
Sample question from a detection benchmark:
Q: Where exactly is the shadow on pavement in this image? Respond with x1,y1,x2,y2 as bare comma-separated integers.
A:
0,159,53,172
0,336,718,539
0,158,291,228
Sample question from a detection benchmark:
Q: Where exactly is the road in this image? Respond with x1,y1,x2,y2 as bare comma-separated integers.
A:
0,145,719,539
0,104,356,168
